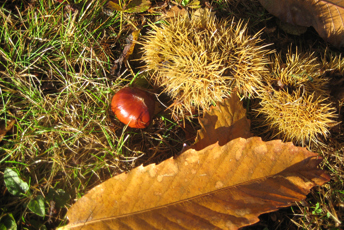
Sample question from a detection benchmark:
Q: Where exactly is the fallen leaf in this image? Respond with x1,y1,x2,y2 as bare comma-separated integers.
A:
106,0,151,13
161,5,189,19
192,7,215,21
178,0,201,9
125,0,151,13
192,92,252,151
58,137,329,230
258,0,344,47
185,0,201,9
111,29,141,76
0,120,15,142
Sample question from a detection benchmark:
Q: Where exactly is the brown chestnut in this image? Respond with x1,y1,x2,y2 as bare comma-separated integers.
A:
111,87,155,129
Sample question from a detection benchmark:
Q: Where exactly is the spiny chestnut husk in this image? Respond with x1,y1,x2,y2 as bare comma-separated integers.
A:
141,10,272,117
111,87,155,129
256,86,339,146
321,49,344,75
265,48,329,97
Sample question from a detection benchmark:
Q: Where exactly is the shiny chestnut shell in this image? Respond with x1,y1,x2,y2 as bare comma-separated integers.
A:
111,87,155,129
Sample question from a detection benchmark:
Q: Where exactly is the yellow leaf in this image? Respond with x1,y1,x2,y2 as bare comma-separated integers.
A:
192,92,252,151
58,137,329,230
0,120,15,142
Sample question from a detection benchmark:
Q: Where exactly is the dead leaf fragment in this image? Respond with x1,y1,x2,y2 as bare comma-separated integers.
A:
192,92,252,151
106,0,151,13
111,29,141,76
58,137,329,230
161,5,189,19
258,0,344,47
0,120,15,142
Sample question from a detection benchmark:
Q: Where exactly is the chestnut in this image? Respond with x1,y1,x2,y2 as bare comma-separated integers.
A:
111,87,155,129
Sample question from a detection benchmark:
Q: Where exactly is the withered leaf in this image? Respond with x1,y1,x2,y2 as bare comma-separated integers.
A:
125,0,151,13
186,0,201,9
58,137,329,230
192,92,252,151
111,29,141,76
107,0,151,13
106,1,122,12
161,5,189,19
0,120,15,142
258,0,344,47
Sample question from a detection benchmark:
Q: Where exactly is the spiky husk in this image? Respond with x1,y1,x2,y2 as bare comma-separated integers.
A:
321,49,344,75
141,10,271,116
256,86,339,146
265,48,329,97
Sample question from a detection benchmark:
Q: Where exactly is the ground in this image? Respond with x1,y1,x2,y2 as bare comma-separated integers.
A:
0,0,343,229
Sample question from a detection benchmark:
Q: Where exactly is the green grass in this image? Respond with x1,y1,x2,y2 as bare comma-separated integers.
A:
0,0,129,228
0,2,189,228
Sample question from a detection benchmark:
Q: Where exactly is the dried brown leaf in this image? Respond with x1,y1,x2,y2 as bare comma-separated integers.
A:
258,0,344,47
111,29,141,76
192,92,252,151
58,137,329,230
107,0,151,13
161,5,189,19
0,120,15,142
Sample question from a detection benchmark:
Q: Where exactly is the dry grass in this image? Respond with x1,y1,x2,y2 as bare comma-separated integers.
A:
0,0,191,228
